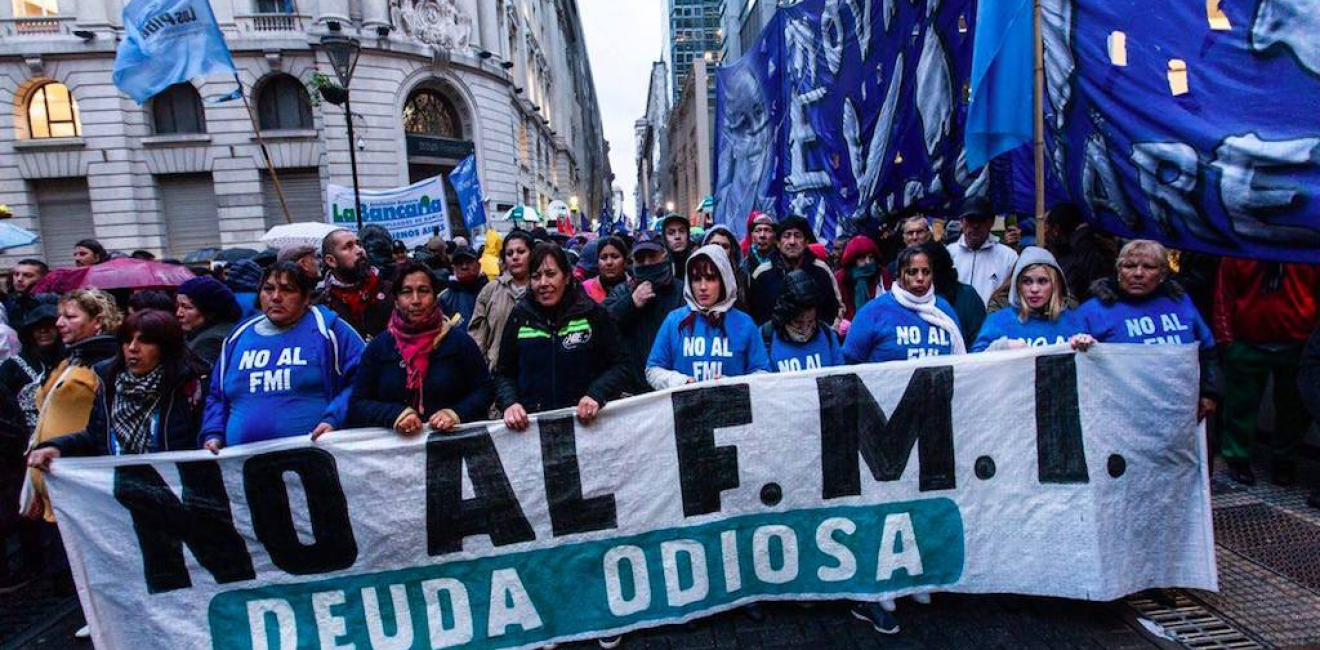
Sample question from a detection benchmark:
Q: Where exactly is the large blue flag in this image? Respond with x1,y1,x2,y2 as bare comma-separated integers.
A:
964,0,1034,171
113,0,237,105
447,154,487,235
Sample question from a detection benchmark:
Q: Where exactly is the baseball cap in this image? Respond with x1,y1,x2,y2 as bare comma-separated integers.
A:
631,231,666,256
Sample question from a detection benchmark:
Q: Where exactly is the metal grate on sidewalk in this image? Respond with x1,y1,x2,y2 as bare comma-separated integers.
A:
1126,592,1264,650
1213,503,1320,592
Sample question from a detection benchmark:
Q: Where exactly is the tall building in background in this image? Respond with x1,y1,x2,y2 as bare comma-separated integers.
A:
666,0,721,103
720,0,777,61
635,60,670,220
0,0,610,265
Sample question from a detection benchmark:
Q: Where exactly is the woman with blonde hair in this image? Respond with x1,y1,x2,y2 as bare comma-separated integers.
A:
22,289,122,522
972,247,1094,352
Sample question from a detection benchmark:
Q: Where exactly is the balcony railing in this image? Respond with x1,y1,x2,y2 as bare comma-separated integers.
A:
0,15,75,37
234,13,308,33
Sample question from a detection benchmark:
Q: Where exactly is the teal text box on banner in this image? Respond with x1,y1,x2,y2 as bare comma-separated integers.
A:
208,499,963,650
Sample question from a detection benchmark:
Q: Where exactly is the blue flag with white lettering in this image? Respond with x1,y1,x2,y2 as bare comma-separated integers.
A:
113,0,237,105
448,154,487,235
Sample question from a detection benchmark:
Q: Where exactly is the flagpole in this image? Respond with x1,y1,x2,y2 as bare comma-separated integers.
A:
1033,0,1047,248
236,74,294,225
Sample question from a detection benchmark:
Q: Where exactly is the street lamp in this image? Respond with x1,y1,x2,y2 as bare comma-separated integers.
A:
321,34,364,229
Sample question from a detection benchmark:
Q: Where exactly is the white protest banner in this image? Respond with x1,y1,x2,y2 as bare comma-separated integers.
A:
327,176,449,247
46,344,1216,650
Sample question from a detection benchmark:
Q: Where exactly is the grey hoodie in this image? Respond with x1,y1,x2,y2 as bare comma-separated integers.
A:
1007,246,1069,311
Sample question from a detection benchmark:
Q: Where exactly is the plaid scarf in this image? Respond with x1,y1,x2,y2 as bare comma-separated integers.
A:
324,268,382,325
111,366,164,455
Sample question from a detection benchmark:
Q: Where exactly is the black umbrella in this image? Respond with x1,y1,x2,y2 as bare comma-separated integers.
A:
216,248,260,262
182,247,221,264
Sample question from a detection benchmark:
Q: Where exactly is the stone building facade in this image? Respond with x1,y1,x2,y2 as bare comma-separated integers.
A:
0,0,610,265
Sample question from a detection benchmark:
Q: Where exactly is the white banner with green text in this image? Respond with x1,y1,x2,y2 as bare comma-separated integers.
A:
47,344,1217,650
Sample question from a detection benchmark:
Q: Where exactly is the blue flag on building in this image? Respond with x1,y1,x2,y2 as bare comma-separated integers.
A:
964,0,1034,171
113,0,237,105
447,154,487,235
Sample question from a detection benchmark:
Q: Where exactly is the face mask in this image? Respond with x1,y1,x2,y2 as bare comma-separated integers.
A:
633,261,674,287
786,323,814,343
852,261,879,278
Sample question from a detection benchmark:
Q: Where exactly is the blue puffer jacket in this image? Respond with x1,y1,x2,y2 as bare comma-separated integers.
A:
494,286,630,414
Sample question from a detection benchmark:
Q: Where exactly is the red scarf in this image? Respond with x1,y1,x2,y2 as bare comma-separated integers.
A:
387,305,446,408
328,268,382,325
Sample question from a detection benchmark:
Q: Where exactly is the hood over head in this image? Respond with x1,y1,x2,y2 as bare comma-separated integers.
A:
841,236,880,270
683,244,739,315
702,224,743,265
1008,246,1067,310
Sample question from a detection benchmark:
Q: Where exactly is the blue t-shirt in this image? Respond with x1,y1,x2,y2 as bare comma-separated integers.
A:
769,327,845,373
647,307,771,381
971,308,1084,352
842,293,961,363
1078,293,1214,349
222,315,333,444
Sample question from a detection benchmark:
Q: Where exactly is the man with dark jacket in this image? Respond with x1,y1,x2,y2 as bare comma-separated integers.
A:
742,211,780,278
661,213,694,282
1044,203,1117,303
315,229,393,339
604,232,685,394
440,245,487,324
1214,259,1320,487
748,215,843,325
4,259,54,329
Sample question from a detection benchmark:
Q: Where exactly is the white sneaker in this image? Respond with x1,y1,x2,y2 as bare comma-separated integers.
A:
880,598,897,612
912,592,932,605
75,625,91,639
598,635,623,649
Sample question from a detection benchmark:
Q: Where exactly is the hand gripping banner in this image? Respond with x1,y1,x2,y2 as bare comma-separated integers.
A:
47,345,1216,650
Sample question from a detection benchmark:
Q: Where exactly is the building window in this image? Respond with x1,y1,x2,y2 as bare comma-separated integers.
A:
26,81,81,139
151,83,206,135
402,89,462,139
13,0,58,16
255,0,293,12
256,74,313,131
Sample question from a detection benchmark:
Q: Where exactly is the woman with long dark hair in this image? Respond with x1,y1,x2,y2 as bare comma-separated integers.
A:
921,241,986,344
582,236,630,304
843,247,966,363
495,243,629,431
470,230,535,369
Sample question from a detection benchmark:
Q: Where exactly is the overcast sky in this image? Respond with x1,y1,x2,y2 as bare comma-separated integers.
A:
579,0,666,216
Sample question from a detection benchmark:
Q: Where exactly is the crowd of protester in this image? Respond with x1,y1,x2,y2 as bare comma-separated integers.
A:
1,202,1318,644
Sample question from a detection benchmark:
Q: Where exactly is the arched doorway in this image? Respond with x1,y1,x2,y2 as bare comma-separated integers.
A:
403,84,475,238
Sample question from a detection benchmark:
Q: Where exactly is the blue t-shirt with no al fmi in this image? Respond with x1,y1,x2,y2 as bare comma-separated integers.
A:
647,307,770,381
1078,293,1214,350
222,315,332,444
769,327,845,373
971,308,1084,352
842,293,961,363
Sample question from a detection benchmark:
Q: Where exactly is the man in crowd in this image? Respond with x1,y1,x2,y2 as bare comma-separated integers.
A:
743,211,779,278
316,229,392,339
1214,259,1320,487
748,215,842,325
1044,202,1117,303
947,196,1019,305
888,215,933,277
278,244,319,281
440,245,487,324
604,231,685,394
5,259,50,326
661,213,694,282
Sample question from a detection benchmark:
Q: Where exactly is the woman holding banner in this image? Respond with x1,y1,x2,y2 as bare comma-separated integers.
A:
971,247,1095,353
470,230,536,370
26,310,203,465
1079,239,1220,420
763,269,845,373
842,246,966,364
349,261,493,435
645,245,771,388
199,262,365,452
494,243,629,433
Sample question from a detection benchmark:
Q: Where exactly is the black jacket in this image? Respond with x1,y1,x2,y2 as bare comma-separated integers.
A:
42,359,205,457
495,286,630,414
749,249,841,326
604,276,685,393
349,324,494,427
1298,325,1320,420
440,275,489,325
1054,225,1118,303
314,270,394,339
186,319,235,369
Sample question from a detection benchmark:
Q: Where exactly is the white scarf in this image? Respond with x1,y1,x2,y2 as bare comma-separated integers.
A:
890,285,967,355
